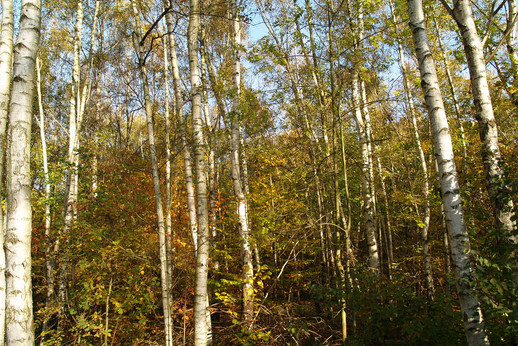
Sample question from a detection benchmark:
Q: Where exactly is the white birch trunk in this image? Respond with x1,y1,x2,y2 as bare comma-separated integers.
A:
58,1,83,321
0,0,14,340
451,0,517,243
162,35,174,302
347,0,380,275
351,70,379,274
393,14,434,297
327,6,347,337
91,70,101,198
183,128,198,254
506,0,518,74
340,125,353,283
188,0,212,343
407,0,488,343
433,18,468,163
131,2,173,344
5,0,41,343
164,1,198,255
199,35,219,270
90,0,101,198
36,56,55,344
376,157,394,276
231,0,254,323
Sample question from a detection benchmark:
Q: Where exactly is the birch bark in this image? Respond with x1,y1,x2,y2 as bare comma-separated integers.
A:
506,0,518,75
376,157,394,276
347,0,380,275
131,2,173,344
407,0,488,343
58,0,82,326
0,0,14,340
162,34,174,311
433,18,468,163
5,0,41,343
164,1,199,254
36,56,54,345
199,36,219,270
391,3,434,297
327,3,347,338
447,0,517,243
188,0,212,343
230,0,254,323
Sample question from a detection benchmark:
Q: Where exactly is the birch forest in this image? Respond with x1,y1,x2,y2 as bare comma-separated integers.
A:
1,0,518,344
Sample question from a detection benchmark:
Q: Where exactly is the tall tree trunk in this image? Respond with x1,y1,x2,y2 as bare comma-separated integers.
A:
392,7,434,297
0,0,14,340
407,0,488,343
183,127,198,254
57,2,100,326
328,3,347,338
433,17,468,163
199,32,219,270
506,0,518,76
91,0,103,199
37,56,55,345
164,1,198,255
189,0,212,343
376,157,394,277
230,0,254,323
351,71,379,274
91,81,100,197
57,0,84,325
340,125,353,285
447,0,517,243
131,2,173,344
5,0,41,343
162,35,174,310
347,0,380,275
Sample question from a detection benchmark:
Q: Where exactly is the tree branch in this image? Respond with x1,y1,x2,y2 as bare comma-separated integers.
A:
140,6,172,46
485,12,518,63
439,0,455,18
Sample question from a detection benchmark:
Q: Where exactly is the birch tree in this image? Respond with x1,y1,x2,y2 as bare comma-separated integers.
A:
189,0,212,343
5,0,41,343
390,0,433,298
164,0,199,255
0,0,14,340
505,0,518,75
56,0,84,323
347,0,380,275
130,1,173,344
230,0,254,323
441,0,517,244
57,0,101,328
36,56,54,345
407,0,488,343
162,34,174,308
199,29,219,270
